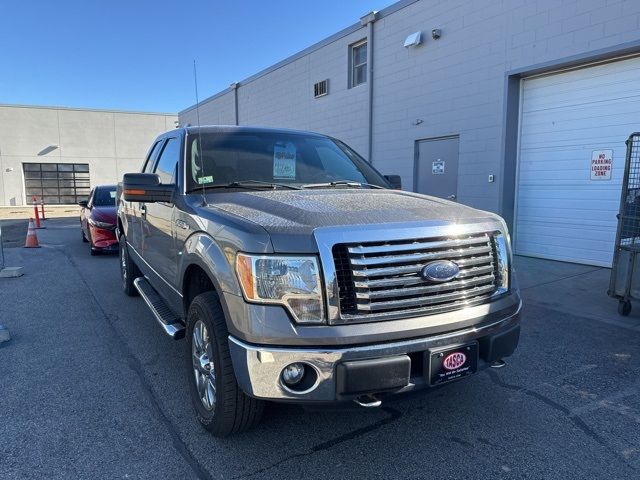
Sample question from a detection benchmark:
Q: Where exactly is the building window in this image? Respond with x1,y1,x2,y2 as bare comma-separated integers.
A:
350,40,367,88
23,163,90,204
314,79,328,98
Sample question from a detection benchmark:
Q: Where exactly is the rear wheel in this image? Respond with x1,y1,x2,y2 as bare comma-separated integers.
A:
119,235,140,296
186,291,264,437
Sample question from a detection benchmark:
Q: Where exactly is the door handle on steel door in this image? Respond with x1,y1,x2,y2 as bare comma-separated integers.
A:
447,194,457,200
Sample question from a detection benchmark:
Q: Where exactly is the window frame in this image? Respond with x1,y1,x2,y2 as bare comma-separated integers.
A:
349,39,368,88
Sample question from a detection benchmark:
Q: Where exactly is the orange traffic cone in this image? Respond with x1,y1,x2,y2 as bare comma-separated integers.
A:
24,218,40,248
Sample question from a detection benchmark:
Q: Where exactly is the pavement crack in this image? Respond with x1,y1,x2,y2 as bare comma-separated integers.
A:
486,369,637,472
520,267,603,291
232,406,402,479
58,246,213,480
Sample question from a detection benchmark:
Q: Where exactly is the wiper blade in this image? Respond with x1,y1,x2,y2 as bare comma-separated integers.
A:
187,180,302,192
301,180,385,189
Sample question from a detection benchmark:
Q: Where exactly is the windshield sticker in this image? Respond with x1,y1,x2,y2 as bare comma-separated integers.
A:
109,191,116,198
273,142,296,179
198,175,214,184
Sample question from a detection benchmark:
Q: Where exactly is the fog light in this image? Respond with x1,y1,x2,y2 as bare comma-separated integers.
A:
282,363,305,386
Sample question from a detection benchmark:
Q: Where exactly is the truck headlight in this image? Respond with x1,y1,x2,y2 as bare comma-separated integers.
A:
235,254,325,324
494,232,510,294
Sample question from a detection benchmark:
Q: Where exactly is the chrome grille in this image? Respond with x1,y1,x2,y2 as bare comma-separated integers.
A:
332,232,499,319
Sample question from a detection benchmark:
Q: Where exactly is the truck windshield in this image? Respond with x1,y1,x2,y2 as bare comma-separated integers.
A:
185,131,389,191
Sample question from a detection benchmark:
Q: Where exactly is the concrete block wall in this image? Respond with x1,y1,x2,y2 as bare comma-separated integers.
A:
180,0,640,214
0,105,177,205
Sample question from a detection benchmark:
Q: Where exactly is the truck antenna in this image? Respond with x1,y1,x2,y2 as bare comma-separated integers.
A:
193,59,207,206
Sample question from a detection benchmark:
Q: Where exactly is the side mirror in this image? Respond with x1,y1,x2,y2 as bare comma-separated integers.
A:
384,174,402,190
122,173,174,203
78,200,88,208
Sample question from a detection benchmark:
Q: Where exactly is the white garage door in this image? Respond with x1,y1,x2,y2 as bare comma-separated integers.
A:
516,56,640,267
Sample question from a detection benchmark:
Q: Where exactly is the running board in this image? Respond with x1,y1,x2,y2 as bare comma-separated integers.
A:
134,277,185,340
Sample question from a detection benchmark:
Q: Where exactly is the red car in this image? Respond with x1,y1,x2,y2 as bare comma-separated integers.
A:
79,184,118,255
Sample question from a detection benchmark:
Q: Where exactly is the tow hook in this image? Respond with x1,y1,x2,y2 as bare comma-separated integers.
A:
353,395,382,408
491,359,506,369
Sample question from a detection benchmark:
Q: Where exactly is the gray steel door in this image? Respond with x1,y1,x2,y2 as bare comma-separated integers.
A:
415,136,459,200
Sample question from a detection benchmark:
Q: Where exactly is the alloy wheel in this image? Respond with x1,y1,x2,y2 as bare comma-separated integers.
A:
192,319,217,411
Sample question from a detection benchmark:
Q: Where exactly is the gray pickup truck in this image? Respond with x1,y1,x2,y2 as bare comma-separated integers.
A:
117,126,521,436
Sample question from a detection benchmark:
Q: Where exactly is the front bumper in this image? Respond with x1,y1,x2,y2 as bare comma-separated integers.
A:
228,302,521,402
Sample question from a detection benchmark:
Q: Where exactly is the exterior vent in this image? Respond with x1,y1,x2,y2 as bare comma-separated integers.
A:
314,79,328,98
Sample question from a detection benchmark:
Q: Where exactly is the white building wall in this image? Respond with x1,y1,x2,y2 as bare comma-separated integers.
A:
180,0,640,214
0,105,177,205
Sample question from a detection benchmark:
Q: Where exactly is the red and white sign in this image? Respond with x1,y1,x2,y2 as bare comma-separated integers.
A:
443,352,466,370
590,150,612,180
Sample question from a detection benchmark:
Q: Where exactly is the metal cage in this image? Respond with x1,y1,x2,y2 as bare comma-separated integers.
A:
608,133,640,316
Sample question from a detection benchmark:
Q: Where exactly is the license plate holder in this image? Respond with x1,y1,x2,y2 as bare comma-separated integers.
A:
426,342,478,386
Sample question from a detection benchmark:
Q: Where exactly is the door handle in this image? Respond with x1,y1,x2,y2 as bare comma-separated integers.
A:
447,194,457,200
140,204,147,217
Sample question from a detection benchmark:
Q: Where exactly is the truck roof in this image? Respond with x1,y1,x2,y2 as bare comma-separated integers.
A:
179,125,328,138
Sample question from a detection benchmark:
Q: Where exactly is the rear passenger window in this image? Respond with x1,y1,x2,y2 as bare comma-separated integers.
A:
154,138,180,184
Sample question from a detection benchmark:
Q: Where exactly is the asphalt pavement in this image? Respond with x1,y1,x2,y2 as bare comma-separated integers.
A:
1,218,638,479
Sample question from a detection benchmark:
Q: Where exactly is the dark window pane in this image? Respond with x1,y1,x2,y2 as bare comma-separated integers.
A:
73,164,89,172
57,164,73,172
58,188,75,196
154,138,180,184
41,171,57,179
25,188,43,197
58,172,74,179
43,188,60,195
23,163,41,172
41,164,57,171
58,179,75,188
354,65,367,85
60,196,76,204
42,180,58,188
43,196,60,204
25,180,42,188
354,43,367,65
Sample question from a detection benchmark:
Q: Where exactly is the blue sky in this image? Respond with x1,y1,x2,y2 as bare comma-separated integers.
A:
0,1,394,113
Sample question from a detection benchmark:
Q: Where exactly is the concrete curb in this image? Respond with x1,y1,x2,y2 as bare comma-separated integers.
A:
0,324,10,344
0,266,24,278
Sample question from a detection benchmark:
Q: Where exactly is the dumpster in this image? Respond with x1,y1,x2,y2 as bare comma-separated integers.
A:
609,133,640,316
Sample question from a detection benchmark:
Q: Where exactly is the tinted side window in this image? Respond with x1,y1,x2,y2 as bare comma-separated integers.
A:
143,141,163,173
154,138,180,184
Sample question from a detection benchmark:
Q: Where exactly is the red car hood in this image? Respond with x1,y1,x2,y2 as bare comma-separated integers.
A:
91,206,117,224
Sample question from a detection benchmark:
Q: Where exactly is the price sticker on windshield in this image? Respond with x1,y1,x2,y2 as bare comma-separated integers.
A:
273,142,296,179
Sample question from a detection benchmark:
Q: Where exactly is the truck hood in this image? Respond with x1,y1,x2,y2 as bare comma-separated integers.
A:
204,189,499,253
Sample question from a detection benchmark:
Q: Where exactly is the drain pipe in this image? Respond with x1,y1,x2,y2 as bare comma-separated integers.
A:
360,11,378,163
230,82,239,126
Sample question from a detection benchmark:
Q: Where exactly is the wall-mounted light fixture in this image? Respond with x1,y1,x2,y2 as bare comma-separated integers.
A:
404,31,422,48
5,168,14,172
37,145,59,156
432,29,442,40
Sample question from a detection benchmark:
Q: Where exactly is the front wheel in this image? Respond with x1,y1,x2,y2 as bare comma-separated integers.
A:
119,235,140,296
186,291,264,437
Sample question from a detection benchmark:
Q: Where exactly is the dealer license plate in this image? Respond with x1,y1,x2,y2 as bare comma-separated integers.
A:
427,342,478,386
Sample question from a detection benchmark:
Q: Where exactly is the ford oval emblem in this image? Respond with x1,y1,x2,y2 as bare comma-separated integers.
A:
421,260,460,283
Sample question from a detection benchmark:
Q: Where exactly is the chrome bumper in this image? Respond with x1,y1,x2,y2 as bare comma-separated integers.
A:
228,303,521,402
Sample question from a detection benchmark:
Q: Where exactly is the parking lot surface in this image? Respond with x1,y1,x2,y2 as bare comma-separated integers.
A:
1,218,639,479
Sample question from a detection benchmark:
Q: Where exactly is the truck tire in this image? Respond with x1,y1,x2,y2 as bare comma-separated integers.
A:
186,291,264,437
119,235,140,297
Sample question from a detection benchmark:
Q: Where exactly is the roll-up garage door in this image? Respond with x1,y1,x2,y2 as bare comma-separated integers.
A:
515,56,640,267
